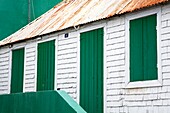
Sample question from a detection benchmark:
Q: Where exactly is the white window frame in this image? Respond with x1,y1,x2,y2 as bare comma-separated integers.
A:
125,7,162,88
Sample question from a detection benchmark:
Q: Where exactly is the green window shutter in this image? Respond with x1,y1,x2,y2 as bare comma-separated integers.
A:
130,14,157,82
143,15,157,80
130,18,144,82
80,28,103,113
37,40,55,91
11,48,24,93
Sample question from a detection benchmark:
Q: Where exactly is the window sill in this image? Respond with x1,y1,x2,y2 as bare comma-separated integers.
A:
125,80,162,89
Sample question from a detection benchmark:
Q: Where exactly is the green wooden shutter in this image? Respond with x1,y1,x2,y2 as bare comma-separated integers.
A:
130,18,144,82
11,48,24,93
37,40,55,91
80,28,103,113
143,14,157,80
130,14,157,82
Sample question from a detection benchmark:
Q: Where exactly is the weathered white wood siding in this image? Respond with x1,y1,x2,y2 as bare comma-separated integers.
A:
106,16,125,112
104,4,170,113
0,47,10,94
56,31,79,100
24,42,36,92
122,5,170,113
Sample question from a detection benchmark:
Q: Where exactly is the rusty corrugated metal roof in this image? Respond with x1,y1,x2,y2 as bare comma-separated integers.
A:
0,0,169,46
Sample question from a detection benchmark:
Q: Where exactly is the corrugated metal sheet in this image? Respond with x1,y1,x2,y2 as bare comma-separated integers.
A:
0,0,169,46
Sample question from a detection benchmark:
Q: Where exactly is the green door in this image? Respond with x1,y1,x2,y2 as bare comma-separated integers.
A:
80,28,103,113
11,48,24,93
37,40,55,91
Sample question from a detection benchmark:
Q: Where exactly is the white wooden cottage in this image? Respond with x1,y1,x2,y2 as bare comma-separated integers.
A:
0,0,170,112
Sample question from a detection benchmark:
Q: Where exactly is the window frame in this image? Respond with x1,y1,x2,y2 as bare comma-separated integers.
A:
125,7,162,88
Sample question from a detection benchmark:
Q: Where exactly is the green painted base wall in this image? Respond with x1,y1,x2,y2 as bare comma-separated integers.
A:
0,91,86,113
0,0,62,40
